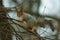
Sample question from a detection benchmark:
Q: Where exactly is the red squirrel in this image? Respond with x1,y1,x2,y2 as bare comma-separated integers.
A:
16,6,36,32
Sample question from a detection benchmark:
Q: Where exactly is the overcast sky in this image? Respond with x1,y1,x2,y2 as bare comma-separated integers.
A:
39,0,60,18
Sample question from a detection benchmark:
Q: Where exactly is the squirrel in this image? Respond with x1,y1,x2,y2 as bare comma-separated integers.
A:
16,5,38,32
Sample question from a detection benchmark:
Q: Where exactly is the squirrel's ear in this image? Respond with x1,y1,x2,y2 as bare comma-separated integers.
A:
16,6,24,17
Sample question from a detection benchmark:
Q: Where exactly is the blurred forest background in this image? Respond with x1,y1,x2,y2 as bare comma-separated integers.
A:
0,0,60,40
